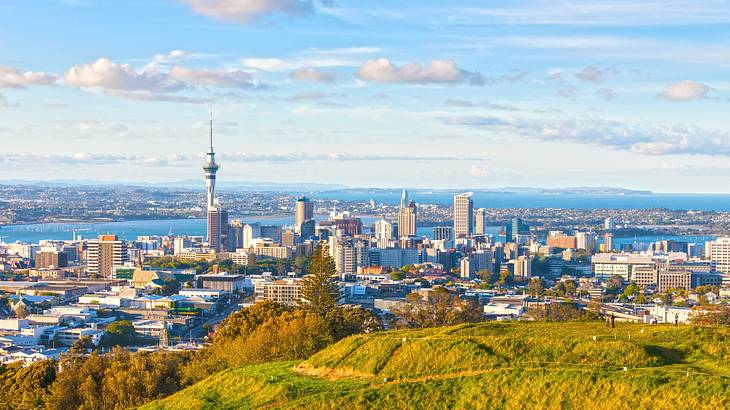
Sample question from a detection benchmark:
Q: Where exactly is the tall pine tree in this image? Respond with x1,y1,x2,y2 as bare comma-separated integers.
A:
300,242,339,316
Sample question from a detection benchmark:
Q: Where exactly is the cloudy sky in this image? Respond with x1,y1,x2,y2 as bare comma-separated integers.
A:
1,0,729,192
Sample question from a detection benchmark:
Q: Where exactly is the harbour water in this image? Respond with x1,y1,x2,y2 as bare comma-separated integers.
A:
1,218,716,248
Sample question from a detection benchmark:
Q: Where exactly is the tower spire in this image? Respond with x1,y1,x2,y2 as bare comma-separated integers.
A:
203,107,219,210
209,105,214,151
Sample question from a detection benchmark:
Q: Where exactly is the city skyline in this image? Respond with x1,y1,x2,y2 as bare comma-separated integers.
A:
2,1,730,192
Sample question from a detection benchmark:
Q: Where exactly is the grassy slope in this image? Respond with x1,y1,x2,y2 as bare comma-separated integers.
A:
144,322,730,409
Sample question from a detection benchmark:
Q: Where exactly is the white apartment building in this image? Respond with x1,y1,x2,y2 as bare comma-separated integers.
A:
706,237,730,273
591,253,654,280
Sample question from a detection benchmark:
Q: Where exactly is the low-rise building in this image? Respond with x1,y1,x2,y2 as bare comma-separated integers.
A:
255,279,302,306
197,274,246,293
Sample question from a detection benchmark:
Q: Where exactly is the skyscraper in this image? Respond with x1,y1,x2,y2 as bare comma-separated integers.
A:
475,208,487,235
510,217,529,242
604,217,615,230
374,219,394,248
706,237,730,273
207,208,227,252
453,193,474,238
295,196,314,233
576,232,597,254
203,109,227,252
397,189,417,238
604,232,614,252
87,234,128,278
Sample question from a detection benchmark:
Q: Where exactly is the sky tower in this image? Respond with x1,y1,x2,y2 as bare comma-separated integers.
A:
203,108,219,209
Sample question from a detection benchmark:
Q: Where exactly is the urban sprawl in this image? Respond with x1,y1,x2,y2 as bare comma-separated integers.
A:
2,126,730,367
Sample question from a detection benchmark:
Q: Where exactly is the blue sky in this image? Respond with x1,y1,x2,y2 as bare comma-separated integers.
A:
1,0,729,192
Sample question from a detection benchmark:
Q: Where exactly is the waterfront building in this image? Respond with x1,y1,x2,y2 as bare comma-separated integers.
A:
475,208,487,235
397,190,417,238
295,197,314,234
453,193,474,238
173,237,192,256
604,217,615,230
603,233,614,252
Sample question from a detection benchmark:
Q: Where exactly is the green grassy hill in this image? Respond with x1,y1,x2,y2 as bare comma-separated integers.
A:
144,322,730,409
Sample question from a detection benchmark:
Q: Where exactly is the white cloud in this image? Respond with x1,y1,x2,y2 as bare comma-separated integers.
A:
0,152,178,167
64,57,265,101
218,152,488,162
356,58,484,85
169,66,259,88
104,90,209,104
0,66,58,88
242,57,358,71
290,67,336,83
64,58,185,92
181,0,318,24
661,80,711,101
444,115,730,157
455,1,730,27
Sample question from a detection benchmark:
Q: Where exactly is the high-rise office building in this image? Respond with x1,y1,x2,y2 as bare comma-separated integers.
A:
374,219,394,248
397,190,417,238
453,193,474,238
260,225,282,243
295,197,314,233
576,232,597,254
300,219,316,240
509,217,529,242
207,207,227,252
706,237,730,273
460,256,473,279
475,208,487,235
514,255,532,278
228,220,245,251
87,234,128,278
243,223,260,249
281,229,298,247
604,217,615,230
603,232,614,252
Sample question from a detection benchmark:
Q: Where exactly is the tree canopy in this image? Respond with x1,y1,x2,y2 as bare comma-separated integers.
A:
300,242,339,316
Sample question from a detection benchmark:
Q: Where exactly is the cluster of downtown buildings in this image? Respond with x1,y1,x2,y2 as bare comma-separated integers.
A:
2,125,730,365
